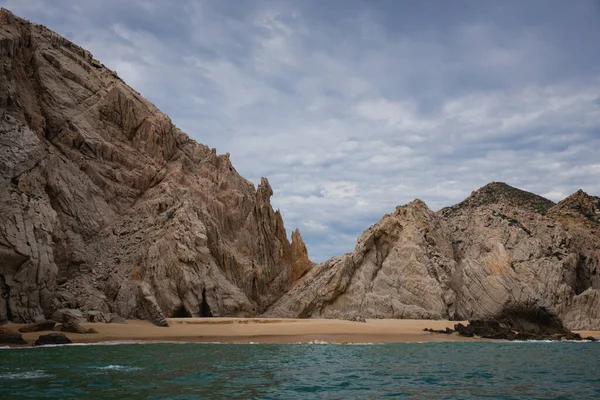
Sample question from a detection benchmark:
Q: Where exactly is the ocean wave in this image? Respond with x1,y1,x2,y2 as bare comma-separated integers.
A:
95,365,142,371
507,339,597,343
0,370,53,380
295,340,375,345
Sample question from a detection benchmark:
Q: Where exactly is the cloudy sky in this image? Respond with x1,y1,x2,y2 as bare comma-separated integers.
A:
4,0,600,261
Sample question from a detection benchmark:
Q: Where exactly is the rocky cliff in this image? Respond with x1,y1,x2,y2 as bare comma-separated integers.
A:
1,10,598,330
0,9,310,324
267,183,600,330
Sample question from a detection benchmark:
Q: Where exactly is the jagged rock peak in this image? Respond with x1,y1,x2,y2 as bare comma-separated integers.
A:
549,189,600,223
442,182,555,216
290,228,313,281
256,177,274,204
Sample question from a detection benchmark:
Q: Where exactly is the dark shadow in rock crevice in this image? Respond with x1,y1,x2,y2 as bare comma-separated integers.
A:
171,304,191,318
0,274,13,322
574,254,592,295
200,287,213,317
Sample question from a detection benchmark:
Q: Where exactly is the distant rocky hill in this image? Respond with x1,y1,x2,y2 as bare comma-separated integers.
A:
1,9,598,330
267,183,600,330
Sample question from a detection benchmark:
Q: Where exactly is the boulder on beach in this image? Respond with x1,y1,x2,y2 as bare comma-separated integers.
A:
84,311,111,323
51,309,84,324
57,312,98,334
0,327,27,344
34,333,73,346
19,321,56,333
109,315,127,324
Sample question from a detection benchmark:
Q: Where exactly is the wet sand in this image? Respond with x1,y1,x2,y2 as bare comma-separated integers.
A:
5,318,600,346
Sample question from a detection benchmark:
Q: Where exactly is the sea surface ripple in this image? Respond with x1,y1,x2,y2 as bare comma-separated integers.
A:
0,342,599,399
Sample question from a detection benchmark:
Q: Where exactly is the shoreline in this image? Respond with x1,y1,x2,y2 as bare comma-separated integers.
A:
4,318,600,347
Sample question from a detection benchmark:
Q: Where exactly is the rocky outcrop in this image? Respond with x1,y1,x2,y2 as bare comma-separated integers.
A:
1,9,598,331
290,229,314,281
268,200,457,320
267,183,600,330
58,313,97,334
453,302,596,341
34,332,72,346
18,320,55,333
0,9,310,324
0,327,26,344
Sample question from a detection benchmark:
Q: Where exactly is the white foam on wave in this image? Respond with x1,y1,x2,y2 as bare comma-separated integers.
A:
95,365,142,371
294,340,376,345
504,339,597,343
0,370,52,380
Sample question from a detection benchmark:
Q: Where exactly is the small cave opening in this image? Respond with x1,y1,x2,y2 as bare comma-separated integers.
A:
200,287,213,317
172,304,191,318
0,274,13,322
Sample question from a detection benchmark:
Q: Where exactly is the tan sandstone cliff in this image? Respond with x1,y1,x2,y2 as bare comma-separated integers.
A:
1,10,598,330
266,183,600,330
0,9,311,324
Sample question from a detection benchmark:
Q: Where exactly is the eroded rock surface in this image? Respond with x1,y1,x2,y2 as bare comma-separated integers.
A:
0,9,308,325
1,9,598,331
267,183,600,330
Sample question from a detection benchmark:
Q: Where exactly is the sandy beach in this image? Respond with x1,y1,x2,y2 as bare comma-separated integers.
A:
5,318,600,346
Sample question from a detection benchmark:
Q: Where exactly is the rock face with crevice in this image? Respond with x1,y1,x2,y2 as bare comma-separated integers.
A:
1,9,599,331
0,9,308,325
267,183,600,330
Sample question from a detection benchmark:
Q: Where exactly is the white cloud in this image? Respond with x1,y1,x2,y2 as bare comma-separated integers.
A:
5,0,600,261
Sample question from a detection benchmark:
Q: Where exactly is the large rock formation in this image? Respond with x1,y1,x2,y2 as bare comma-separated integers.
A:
0,9,308,324
1,9,598,331
267,183,600,330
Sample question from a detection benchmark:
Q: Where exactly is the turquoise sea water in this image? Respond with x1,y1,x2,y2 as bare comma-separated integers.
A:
1,342,599,399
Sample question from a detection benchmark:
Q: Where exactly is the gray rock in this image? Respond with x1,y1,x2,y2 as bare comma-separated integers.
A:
84,311,110,323
51,309,83,323
108,314,127,324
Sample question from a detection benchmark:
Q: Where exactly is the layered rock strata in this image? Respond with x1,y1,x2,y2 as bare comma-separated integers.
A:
267,183,600,330
1,9,598,331
0,9,308,325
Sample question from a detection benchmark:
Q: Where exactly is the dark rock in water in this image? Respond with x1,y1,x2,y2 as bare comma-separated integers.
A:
455,303,583,341
494,302,568,336
19,321,56,333
0,327,27,344
584,336,597,342
424,327,454,334
454,323,474,337
34,333,73,346
109,315,127,324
